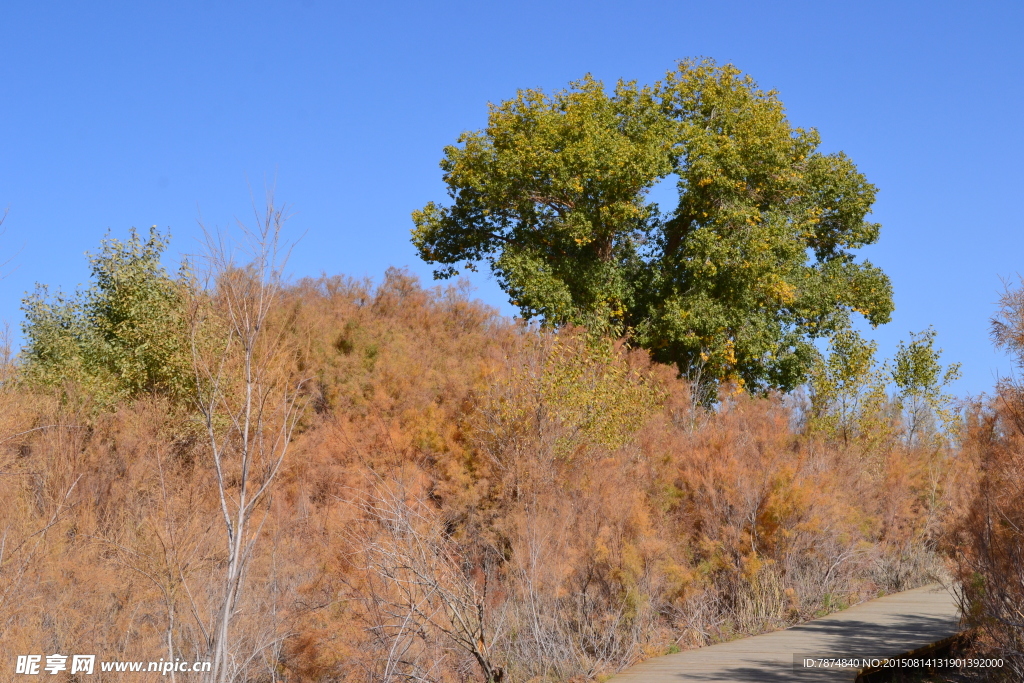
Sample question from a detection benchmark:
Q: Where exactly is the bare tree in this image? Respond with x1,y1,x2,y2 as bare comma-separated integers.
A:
189,197,307,682
352,475,507,683
97,440,214,683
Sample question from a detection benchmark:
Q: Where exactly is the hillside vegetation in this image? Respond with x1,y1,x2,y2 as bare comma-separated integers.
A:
0,231,972,681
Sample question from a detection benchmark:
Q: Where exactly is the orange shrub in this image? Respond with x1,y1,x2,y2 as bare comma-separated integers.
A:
0,269,963,682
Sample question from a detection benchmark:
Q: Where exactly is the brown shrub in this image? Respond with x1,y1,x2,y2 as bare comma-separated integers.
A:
949,279,1024,678
0,269,962,682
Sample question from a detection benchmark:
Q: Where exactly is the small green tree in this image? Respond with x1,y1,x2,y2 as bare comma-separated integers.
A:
892,327,961,443
808,330,890,445
21,226,192,403
809,327,961,447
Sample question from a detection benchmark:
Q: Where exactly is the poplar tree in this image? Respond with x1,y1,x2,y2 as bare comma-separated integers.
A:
413,59,893,396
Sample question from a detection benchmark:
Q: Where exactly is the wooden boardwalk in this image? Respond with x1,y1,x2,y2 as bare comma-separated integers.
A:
612,584,961,682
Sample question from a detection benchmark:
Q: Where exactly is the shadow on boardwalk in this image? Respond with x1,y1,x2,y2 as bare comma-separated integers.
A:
612,585,961,683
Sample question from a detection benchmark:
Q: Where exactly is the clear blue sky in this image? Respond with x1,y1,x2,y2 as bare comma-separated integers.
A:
1,0,1021,396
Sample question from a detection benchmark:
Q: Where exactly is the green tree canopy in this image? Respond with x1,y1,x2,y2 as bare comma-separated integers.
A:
22,226,192,403
808,329,889,446
892,326,961,442
412,59,893,395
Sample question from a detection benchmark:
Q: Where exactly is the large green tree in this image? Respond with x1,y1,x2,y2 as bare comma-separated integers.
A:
412,60,893,395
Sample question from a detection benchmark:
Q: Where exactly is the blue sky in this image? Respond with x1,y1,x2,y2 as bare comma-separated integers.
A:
1,0,1021,396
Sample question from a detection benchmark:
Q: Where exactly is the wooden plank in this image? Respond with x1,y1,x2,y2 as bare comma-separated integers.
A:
611,584,961,682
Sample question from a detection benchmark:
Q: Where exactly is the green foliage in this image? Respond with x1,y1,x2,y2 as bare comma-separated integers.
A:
892,327,961,442
480,333,662,465
413,59,894,396
808,330,890,445
412,74,673,334
21,226,192,404
809,327,962,446
639,63,892,395
535,336,662,454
